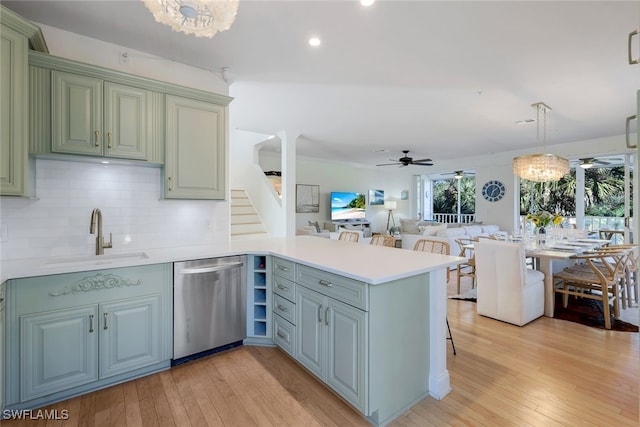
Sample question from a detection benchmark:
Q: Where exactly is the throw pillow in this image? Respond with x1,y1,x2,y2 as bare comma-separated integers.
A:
421,223,447,236
308,220,321,233
400,219,420,234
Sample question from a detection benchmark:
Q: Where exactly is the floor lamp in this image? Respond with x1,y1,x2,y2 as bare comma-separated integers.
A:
384,201,397,233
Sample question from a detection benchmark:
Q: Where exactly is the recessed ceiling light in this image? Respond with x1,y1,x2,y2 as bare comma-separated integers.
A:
515,118,536,125
308,37,321,47
360,0,375,6
101,161,110,164
374,148,388,153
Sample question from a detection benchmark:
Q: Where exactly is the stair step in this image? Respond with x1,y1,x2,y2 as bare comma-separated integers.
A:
231,214,261,225
231,205,257,215
231,223,267,235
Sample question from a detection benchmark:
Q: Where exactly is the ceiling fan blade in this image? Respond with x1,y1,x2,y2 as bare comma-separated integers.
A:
594,160,610,165
376,162,401,166
413,162,433,166
412,158,433,163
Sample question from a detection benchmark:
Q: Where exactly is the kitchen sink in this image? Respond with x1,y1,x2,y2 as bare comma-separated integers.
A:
43,251,149,268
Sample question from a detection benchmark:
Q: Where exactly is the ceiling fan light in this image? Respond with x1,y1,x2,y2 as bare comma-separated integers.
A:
142,0,238,38
580,161,594,169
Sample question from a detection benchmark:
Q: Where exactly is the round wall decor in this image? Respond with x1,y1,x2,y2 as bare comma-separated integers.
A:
482,180,506,202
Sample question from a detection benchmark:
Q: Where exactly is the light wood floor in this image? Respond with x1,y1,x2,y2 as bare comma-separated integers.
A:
3,277,638,427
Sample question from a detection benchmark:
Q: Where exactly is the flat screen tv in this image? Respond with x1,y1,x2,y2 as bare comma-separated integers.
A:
330,192,366,221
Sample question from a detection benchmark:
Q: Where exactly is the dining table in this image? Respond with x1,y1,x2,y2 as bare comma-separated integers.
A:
463,238,610,317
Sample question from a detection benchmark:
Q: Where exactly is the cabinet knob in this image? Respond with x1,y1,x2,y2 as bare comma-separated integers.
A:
168,176,173,191
277,304,288,312
107,132,112,149
94,130,100,147
317,304,323,322
103,312,109,330
277,285,289,291
89,314,94,333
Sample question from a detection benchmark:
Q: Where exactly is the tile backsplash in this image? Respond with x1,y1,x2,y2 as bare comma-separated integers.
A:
0,159,229,261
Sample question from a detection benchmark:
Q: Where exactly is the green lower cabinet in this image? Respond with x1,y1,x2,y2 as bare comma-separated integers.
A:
296,285,367,413
5,264,172,410
99,295,162,379
20,305,99,401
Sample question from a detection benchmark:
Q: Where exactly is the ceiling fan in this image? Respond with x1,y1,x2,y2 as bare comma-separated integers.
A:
442,170,475,179
376,150,434,167
571,157,622,169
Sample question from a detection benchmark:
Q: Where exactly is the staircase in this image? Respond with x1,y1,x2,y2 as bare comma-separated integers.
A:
230,189,269,239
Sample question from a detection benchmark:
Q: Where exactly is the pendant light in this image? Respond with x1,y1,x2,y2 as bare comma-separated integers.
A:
512,102,570,182
142,0,238,38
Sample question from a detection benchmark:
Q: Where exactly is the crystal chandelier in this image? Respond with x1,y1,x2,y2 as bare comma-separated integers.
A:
512,102,569,182
142,0,239,38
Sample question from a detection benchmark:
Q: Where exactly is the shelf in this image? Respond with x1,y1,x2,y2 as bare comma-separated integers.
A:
253,321,267,336
253,255,267,270
254,288,266,304
254,272,266,286
254,305,266,320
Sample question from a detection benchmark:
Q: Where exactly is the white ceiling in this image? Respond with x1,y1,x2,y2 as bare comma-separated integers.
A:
4,0,639,168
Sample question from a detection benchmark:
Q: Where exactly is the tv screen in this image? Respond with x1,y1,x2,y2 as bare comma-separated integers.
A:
331,192,366,221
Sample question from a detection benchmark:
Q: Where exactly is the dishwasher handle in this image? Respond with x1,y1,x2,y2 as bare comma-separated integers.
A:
179,261,244,275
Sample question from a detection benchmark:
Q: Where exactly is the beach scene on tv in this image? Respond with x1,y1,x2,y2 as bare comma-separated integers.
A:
331,192,366,220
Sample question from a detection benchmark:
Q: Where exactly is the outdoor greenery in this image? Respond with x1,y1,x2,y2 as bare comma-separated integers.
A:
433,177,476,214
519,166,631,217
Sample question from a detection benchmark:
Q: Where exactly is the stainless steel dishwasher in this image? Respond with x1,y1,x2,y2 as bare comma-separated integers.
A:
173,255,246,362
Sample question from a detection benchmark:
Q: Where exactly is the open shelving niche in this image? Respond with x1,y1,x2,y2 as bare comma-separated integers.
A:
245,254,274,345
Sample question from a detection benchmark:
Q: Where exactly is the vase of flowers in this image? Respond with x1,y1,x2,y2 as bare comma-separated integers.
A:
526,211,563,247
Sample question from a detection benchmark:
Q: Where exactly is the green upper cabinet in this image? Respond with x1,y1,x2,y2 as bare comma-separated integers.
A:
52,71,151,160
0,6,47,197
165,95,227,199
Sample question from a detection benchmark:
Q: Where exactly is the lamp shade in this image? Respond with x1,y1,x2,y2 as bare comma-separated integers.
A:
384,201,397,210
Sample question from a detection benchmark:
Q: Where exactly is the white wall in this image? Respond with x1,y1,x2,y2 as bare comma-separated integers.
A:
0,25,230,262
295,158,415,234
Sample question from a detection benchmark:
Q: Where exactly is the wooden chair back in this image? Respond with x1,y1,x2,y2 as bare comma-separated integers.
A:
413,238,450,255
338,231,360,243
370,234,396,247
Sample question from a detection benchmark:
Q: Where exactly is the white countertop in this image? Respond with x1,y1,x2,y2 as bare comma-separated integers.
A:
1,236,464,285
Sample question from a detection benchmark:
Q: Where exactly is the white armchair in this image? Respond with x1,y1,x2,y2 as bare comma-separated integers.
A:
474,239,544,326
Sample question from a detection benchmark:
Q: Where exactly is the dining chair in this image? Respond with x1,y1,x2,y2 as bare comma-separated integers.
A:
553,250,627,330
454,237,476,294
581,244,637,309
474,239,545,326
338,231,360,243
412,238,455,355
370,234,396,247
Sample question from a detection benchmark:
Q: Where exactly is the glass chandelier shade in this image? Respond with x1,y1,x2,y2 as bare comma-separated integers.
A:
512,102,569,182
512,153,570,182
142,0,239,38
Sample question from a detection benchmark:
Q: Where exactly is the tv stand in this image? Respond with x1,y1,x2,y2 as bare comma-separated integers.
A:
333,221,371,237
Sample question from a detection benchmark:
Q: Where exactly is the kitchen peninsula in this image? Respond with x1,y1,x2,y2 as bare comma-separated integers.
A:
1,236,462,426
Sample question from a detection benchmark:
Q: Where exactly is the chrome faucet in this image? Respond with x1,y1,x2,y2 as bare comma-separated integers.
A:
89,208,112,255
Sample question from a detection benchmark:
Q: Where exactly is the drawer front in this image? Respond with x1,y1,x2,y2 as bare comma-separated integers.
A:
297,265,368,311
272,275,296,302
273,314,295,358
273,293,295,325
272,257,295,281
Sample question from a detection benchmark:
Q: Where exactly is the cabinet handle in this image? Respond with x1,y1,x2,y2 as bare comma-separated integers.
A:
103,312,109,330
277,304,288,312
94,130,100,147
167,176,173,191
325,307,330,325
626,115,637,149
107,132,112,149
319,279,333,287
277,265,289,272
277,284,289,291
629,30,639,65
277,331,286,339
317,304,323,322
89,314,94,333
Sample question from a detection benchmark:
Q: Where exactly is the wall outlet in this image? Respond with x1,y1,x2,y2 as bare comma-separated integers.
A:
119,51,129,66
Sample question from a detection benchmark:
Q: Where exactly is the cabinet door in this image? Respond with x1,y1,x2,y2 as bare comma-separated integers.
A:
52,71,103,156
99,295,162,379
296,286,325,379
20,305,99,401
326,298,367,413
165,95,226,199
104,82,150,160
0,25,28,196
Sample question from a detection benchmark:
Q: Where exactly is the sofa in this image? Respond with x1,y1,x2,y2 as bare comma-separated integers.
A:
400,220,505,254
296,221,332,238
